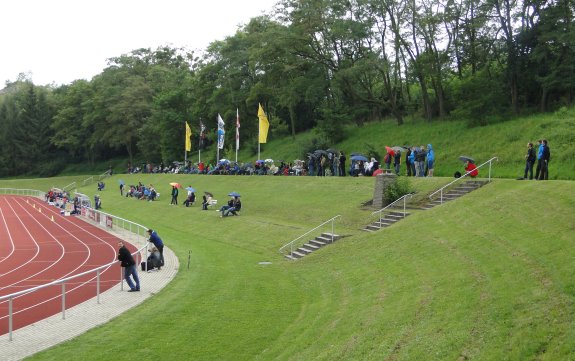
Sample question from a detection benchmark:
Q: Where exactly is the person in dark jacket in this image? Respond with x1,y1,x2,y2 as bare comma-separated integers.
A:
339,152,346,176
118,241,140,292
523,142,536,179
147,229,165,269
538,139,550,180
170,185,179,205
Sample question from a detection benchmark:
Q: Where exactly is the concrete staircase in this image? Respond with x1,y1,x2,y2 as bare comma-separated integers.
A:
361,180,489,232
362,211,411,232
284,233,342,260
423,180,488,209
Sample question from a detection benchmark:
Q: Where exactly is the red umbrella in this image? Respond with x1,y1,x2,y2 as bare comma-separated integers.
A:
385,146,396,156
169,182,182,188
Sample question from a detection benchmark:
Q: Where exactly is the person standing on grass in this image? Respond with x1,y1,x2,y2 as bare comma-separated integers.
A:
523,142,536,180
147,229,164,269
118,241,140,292
426,144,435,177
170,185,179,205
538,139,550,180
534,139,543,180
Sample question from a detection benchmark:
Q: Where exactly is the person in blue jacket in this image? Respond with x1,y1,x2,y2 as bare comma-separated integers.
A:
408,147,416,177
534,139,544,180
147,229,164,269
427,144,435,177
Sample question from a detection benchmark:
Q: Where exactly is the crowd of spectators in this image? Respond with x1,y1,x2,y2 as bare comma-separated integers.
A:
124,182,158,201
124,145,437,178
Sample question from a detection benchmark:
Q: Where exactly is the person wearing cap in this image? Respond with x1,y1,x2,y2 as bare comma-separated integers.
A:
117,241,140,292
147,229,164,269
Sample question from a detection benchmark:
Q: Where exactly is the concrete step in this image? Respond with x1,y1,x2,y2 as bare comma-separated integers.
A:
320,233,341,240
374,220,395,227
284,254,298,261
302,243,320,251
309,239,327,247
317,235,337,244
365,224,382,231
289,250,306,258
296,247,313,254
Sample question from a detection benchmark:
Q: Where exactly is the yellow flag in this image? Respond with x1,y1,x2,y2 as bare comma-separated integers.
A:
258,103,270,144
185,121,192,151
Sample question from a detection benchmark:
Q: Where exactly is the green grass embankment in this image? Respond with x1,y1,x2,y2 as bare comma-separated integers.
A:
1,174,574,360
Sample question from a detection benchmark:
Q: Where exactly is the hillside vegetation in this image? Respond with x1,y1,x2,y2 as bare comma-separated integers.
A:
2,171,574,360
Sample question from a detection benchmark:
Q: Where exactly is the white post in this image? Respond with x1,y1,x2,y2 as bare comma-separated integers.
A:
61,283,66,320
9,296,13,341
96,270,101,304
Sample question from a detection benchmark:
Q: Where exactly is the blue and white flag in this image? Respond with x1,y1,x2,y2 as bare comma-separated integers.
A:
217,114,225,149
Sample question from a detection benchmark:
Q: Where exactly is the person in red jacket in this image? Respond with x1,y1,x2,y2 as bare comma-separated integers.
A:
465,160,478,177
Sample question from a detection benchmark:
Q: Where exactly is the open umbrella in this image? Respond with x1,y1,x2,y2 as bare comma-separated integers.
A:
169,182,182,188
385,146,396,156
186,187,196,192
392,146,406,153
265,158,274,163
326,148,339,154
256,159,265,164
351,155,368,162
228,191,241,197
204,191,214,198
350,152,364,157
118,179,125,185
314,150,329,156
459,156,475,164
219,159,230,164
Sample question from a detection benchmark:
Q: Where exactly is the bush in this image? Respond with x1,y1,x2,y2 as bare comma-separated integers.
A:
384,177,412,205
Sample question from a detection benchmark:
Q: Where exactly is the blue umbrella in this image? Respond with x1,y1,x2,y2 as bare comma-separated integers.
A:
118,179,125,185
351,155,368,162
186,187,196,192
228,191,241,197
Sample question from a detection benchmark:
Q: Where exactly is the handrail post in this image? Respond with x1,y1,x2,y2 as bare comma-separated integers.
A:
9,296,13,341
403,195,407,218
96,269,101,304
440,189,443,204
331,218,334,242
489,160,493,181
61,283,66,320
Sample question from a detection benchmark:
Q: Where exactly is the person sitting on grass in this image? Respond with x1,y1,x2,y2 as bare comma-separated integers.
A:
219,197,234,217
221,196,241,217
224,197,241,216
465,160,478,178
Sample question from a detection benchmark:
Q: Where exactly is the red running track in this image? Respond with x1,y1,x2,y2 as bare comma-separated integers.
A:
0,195,136,335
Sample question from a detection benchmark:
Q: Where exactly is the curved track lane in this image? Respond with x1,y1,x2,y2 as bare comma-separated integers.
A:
0,195,136,335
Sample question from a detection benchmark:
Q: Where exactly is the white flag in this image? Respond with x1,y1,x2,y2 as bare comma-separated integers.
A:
217,114,225,149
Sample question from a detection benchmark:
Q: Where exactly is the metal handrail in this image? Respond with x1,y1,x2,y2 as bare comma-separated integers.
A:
0,190,150,341
82,176,94,186
279,215,341,257
371,192,415,224
62,182,76,192
428,157,498,204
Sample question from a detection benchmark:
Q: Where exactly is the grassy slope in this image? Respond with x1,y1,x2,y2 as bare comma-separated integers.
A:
2,172,573,360
249,108,575,180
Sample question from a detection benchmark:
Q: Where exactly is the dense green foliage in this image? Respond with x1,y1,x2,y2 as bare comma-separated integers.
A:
1,0,574,176
2,174,574,360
